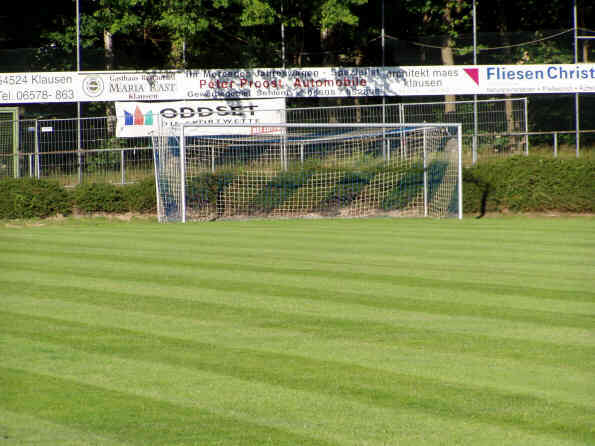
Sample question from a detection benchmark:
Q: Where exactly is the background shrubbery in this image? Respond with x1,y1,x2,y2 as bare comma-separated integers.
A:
464,156,595,215
72,178,156,214
0,177,156,219
0,178,72,219
0,157,593,219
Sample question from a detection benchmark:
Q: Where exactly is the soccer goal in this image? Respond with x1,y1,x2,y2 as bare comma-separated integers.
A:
151,122,462,222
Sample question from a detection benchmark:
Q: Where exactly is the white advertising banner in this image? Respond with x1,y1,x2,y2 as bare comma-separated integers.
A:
115,98,286,137
0,64,594,104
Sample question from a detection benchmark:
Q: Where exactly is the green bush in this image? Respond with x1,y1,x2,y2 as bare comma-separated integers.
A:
73,182,127,213
122,177,156,213
463,156,595,215
2,157,593,220
73,179,157,214
0,177,72,219
186,170,235,212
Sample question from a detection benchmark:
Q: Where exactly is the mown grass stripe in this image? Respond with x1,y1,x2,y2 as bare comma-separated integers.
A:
1,314,593,444
3,260,593,331
5,281,590,352
4,225,592,267
2,285,594,372
3,300,593,376
4,235,594,275
0,408,132,446
0,368,338,446
3,242,595,298
5,337,585,446
3,216,593,249
1,217,593,445
5,312,593,406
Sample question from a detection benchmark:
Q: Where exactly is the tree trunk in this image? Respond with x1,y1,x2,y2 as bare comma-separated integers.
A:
579,4,590,62
440,6,456,114
441,40,456,113
321,27,340,121
104,30,115,131
497,1,519,152
169,38,185,69
104,30,114,70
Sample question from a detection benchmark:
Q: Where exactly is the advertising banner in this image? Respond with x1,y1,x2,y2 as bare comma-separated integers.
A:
115,98,286,137
0,64,593,104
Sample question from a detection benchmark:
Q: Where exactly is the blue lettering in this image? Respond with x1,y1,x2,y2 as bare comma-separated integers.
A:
487,67,496,80
547,67,558,79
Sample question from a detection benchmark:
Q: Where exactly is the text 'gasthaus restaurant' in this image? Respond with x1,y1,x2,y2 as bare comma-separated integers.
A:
487,65,595,81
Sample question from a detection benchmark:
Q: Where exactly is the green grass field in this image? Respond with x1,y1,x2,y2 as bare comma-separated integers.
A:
0,216,593,445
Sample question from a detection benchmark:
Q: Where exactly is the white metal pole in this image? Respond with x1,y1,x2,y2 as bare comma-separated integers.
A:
458,124,463,220
472,0,478,164
524,98,529,155
211,146,215,173
76,0,82,183
381,0,387,157
120,150,125,184
399,104,405,157
180,127,187,223
423,128,428,217
34,120,40,178
574,0,580,158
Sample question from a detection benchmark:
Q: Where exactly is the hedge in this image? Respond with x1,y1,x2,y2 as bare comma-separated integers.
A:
0,177,72,219
72,178,156,214
463,156,595,215
0,156,593,219
0,177,156,219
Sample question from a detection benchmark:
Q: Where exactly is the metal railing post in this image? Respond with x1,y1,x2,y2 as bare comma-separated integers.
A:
77,117,83,184
457,124,463,220
34,120,40,178
423,128,428,217
180,127,187,223
211,146,215,173
13,117,20,178
120,149,125,184
524,98,529,156
399,104,405,157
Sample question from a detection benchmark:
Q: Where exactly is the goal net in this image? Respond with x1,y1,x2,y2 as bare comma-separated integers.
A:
151,123,462,222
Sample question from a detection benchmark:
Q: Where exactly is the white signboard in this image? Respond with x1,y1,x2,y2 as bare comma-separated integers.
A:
0,64,593,104
115,98,286,137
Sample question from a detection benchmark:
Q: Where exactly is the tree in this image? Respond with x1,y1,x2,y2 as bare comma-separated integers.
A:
238,0,367,66
401,0,473,110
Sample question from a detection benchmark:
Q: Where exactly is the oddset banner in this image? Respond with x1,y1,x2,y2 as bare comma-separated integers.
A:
114,98,286,137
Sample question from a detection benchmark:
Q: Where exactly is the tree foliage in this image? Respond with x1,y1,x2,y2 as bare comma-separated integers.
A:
0,0,591,70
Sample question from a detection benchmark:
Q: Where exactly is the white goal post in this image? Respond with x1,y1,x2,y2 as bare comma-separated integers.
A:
151,122,463,223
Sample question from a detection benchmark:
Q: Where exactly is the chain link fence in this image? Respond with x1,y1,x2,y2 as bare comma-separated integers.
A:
2,97,593,186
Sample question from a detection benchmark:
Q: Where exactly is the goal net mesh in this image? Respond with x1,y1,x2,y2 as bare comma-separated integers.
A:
152,123,461,222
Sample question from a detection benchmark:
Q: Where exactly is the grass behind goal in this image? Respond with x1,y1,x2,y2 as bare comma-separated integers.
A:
1,217,594,445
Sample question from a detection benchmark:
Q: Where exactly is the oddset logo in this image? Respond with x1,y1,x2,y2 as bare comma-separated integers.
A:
124,106,154,125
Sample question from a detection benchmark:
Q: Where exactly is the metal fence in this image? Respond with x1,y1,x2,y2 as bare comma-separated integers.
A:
6,97,587,187
287,98,528,163
1,117,154,185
